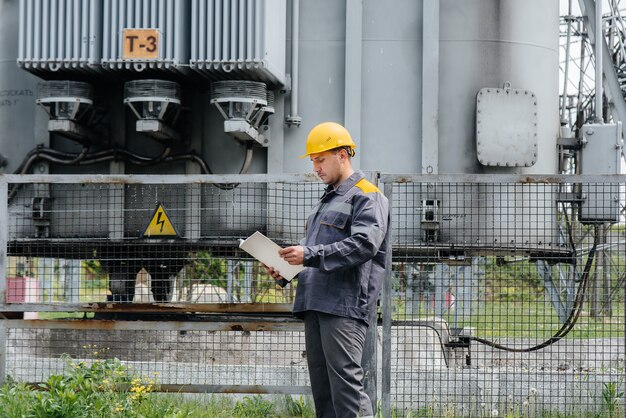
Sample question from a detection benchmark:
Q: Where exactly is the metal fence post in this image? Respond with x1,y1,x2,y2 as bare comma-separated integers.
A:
0,180,7,305
0,321,5,386
0,180,7,385
381,179,393,417
362,172,381,411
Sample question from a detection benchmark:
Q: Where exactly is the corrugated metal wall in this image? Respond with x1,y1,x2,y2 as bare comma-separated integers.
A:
17,0,286,84
18,0,103,74
189,0,286,86
101,0,189,72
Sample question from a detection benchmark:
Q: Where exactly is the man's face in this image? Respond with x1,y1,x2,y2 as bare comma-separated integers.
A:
310,150,343,186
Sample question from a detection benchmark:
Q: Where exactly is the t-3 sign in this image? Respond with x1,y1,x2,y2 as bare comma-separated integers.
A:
123,28,159,60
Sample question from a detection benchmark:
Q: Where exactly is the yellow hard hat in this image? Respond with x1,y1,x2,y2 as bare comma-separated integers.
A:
300,122,356,158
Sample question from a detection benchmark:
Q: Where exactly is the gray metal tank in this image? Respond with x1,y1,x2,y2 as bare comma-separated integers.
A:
438,0,559,174
422,0,559,251
284,0,559,175
0,0,40,174
283,0,560,252
435,0,560,251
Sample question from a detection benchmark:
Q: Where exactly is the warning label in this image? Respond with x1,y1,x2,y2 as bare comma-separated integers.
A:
143,203,178,237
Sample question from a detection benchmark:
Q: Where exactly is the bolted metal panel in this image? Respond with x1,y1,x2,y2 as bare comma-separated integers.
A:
101,0,190,72
476,87,538,168
17,0,103,74
190,0,287,87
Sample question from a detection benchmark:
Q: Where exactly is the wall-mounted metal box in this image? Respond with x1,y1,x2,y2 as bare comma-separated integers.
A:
189,0,287,87
579,122,622,223
18,0,103,74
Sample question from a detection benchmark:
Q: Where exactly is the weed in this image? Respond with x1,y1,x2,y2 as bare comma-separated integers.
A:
284,395,315,417
233,394,276,417
602,381,624,416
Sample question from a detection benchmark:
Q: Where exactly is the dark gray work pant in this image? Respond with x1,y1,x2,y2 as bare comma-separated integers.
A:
304,311,373,418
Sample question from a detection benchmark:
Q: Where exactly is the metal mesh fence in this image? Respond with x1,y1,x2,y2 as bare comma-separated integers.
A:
3,176,321,308
380,174,626,417
1,173,626,416
4,321,309,393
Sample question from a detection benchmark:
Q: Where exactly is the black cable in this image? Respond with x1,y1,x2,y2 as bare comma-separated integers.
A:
469,228,599,353
8,141,255,200
560,201,578,261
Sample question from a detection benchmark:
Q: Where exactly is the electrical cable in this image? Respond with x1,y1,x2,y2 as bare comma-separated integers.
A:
8,141,255,200
468,227,599,352
560,201,578,261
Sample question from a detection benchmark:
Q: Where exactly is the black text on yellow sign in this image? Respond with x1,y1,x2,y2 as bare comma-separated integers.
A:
144,203,178,237
123,28,159,60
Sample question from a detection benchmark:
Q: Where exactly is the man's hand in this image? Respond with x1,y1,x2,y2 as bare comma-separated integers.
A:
279,246,304,265
262,245,304,288
264,265,289,288
264,265,284,280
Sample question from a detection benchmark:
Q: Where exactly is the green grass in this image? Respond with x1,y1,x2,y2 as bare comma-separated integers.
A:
464,301,624,339
0,355,316,418
393,299,625,339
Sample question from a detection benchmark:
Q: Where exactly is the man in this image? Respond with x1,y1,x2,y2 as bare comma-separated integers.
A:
268,122,390,418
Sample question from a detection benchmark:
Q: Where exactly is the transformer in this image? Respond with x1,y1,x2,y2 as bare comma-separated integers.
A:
1,0,566,299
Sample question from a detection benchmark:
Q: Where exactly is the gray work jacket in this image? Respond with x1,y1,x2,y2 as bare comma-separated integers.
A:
293,171,390,325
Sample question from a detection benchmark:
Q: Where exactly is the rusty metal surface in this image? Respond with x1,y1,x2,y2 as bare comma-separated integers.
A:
159,384,311,394
379,173,626,184
1,173,323,185
0,303,295,313
2,318,303,332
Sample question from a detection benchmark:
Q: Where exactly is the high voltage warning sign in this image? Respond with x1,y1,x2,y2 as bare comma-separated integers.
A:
143,203,178,237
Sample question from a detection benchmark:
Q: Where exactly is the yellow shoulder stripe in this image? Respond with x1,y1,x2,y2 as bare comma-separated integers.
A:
355,178,380,194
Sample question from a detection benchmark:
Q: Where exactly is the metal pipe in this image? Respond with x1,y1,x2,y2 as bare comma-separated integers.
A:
579,0,626,164
286,0,301,126
41,0,49,60
166,0,174,60
73,0,80,66
595,0,603,122
422,0,440,174
192,0,200,62
577,29,586,144
344,0,363,169
34,0,41,62
81,0,89,61
58,0,67,63
25,0,32,60
17,0,25,63
102,0,110,65
561,0,573,123
49,0,57,64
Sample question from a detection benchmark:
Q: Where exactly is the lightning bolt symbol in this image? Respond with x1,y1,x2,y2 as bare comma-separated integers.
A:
156,211,165,233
